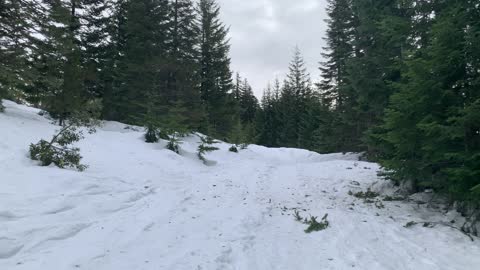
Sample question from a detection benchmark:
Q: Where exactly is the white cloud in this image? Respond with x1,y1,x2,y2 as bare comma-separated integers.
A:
219,0,329,97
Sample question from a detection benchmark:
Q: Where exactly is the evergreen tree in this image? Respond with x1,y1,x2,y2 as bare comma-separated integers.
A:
375,0,480,201
347,0,412,152
256,81,282,147
110,0,171,124
30,0,85,124
81,0,115,103
165,0,205,131
316,0,360,152
238,78,258,124
278,47,312,147
197,0,235,138
0,0,37,106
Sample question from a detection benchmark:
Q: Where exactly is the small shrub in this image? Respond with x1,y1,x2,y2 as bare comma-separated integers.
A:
29,100,100,171
229,145,238,153
30,139,86,171
293,210,303,222
197,135,219,163
352,188,379,199
383,195,406,202
166,135,181,154
404,221,418,228
293,210,330,233
145,127,159,143
304,214,330,233
144,125,169,143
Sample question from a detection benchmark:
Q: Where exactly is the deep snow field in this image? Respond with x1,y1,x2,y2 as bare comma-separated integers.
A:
1,100,480,270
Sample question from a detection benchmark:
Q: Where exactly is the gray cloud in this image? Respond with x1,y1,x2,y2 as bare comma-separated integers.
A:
219,0,329,97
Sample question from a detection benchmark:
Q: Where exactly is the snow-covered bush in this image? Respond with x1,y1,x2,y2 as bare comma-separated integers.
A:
304,214,329,233
293,211,330,233
29,101,100,171
144,125,169,143
197,136,219,163
167,135,181,154
229,145,238,153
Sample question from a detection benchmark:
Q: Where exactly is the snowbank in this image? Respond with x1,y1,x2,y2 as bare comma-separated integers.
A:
1,100,479,270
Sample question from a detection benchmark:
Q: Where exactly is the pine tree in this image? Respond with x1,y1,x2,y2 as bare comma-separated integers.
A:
110,0,171,124
375,0,480,201
238,79,258,124
81,0,115,103
347,0,412,152
0,0,37,106
277,47,312,147
197,0,235,138
165,0,205,132
30,0,86,124
316,0,360,152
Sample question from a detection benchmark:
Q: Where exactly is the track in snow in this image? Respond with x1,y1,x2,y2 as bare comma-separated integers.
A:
1,100,480,270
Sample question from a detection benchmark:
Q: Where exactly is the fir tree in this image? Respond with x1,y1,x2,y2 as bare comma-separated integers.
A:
111,0,171,123
166,0,205,132
375,1,480,201
30,0,85,125
0,0,37,104
277,47,313,148
197,0,235,138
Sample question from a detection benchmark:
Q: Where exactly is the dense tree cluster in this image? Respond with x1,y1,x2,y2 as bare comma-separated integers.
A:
258,0,480,203
2,0,479,202
0,0,257,141
255,0,479,203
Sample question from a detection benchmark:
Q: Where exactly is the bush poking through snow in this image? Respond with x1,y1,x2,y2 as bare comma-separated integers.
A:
383,195,406,202
294,210,330,233
166,135,181,154
30,138,86,171
305,214,330,233
294,210,303,222
29,101,100,171
0,101,4,112
229,145,239,153
351,188,379,199
197,136,219,163
145,127,159,143
144,126,169,143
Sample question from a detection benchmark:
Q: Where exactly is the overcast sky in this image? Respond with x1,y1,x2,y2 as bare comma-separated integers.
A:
218,0,329,97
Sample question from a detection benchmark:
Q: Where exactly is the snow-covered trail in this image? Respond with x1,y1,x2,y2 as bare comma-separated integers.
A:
1,100,480,270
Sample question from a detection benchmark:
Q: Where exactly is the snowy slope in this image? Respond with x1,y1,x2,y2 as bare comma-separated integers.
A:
1,100,480,270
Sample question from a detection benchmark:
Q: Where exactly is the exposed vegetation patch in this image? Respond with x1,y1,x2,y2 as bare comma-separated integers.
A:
294,210,330,233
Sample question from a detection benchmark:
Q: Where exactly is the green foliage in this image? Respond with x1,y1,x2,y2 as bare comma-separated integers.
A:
351,189,380,200
229,145,238,153
404,221,417,228
197,135,219,163
29,100,100,171
304,214,330,233
197,0,236,138
145,127,160,143
30,139,86,171
166,135,182,154
293,211,330,233
370,1,480,202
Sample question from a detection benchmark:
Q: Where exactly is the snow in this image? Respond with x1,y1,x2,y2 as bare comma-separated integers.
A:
1,99,480,270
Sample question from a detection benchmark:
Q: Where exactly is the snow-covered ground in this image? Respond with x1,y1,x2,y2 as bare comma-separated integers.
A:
1,100,480,270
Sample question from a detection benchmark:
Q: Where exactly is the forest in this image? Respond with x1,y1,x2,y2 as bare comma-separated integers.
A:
1,0,479,204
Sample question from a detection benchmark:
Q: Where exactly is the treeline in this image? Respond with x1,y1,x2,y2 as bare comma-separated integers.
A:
0,0,258,139
1,1,479,202
255,0,480,202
